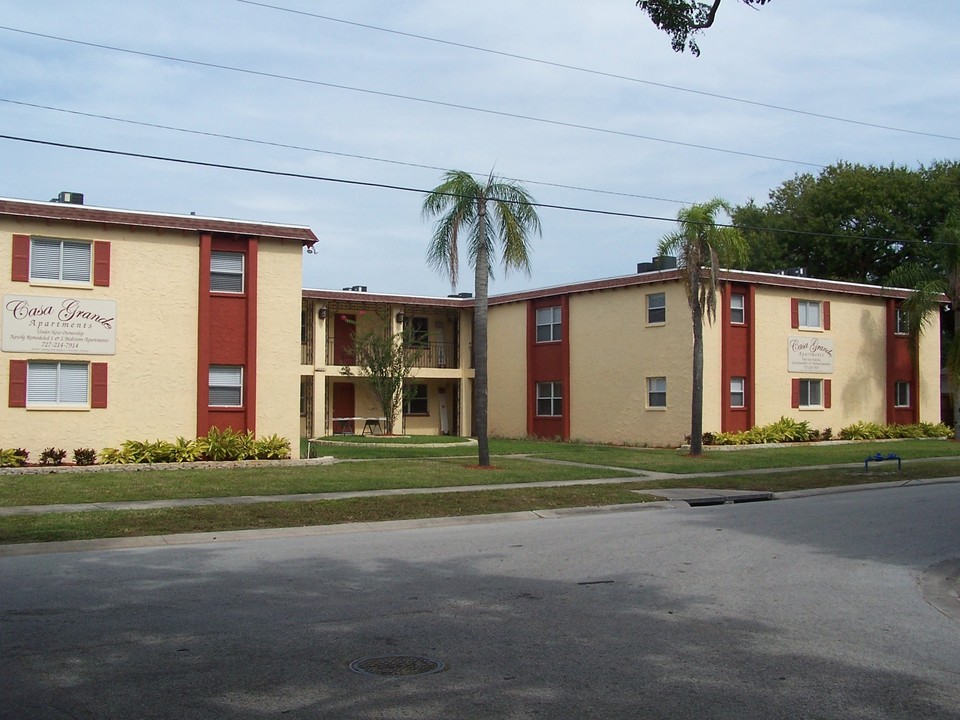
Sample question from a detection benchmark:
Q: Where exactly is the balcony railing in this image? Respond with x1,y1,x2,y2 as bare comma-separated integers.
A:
324,339,458,369
405,341,458,369
301,342,314,365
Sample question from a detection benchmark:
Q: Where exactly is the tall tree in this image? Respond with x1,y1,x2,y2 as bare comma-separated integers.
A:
422,171,541,466
891,209,960,438
734,161,958,285
635,0,772,55
658,198,747,455
341,310,425,435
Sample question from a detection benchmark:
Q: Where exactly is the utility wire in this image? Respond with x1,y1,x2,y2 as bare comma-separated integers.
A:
233,0,960,143
0,97,691,206
1,132,941,249
0,24,825,169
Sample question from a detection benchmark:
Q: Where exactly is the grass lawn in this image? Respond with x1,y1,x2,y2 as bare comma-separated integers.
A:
0,485,659,545
0,437,957,545
0,457,639,507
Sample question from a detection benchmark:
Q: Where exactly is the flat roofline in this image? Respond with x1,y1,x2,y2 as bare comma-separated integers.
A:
0,196,319,247
304,266,929,307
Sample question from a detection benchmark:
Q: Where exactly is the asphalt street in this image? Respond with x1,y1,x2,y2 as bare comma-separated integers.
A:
1,482,958,719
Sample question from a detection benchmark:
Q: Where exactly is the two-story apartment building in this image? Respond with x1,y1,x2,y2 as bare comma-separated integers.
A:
485,267,939,446
1,194,317,459
300,288,474,439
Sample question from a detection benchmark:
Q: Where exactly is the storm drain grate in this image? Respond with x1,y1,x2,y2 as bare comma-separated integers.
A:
349,655,446,677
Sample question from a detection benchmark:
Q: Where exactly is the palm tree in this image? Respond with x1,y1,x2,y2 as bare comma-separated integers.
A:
422,170,541,466
892,209,960,439
658,198,747,456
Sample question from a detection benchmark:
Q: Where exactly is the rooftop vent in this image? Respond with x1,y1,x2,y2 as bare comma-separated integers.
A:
776,267,808,277
52,191,84,205
342,285,368,292
448,292,473,298
637,255,677,274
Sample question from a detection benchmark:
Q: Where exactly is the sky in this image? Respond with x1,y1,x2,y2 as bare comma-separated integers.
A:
2,0,958,298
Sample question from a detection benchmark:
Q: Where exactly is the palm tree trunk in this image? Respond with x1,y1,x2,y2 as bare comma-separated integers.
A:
690,280,705,456
953,301,960,441
474,200,491,466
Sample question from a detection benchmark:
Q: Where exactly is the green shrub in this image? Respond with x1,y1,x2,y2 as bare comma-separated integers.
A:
171,437,200,463
98,431,291,465
98,447,128,465
0,448,28,468
197,427,256,461
73,448,97,466
253,434,292,460
839,422,886,440
39,447,67,466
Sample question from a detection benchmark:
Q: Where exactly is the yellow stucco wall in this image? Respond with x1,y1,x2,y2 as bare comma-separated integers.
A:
255,240,304,454
2,219,306,460
567,281,693,446
487,301,528,438
753,289,880,430
1,221,199,459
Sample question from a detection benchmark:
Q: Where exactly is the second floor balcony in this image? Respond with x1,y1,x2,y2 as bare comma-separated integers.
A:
324,338,461,369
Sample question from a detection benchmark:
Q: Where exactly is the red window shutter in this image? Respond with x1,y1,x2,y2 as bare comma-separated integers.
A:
93,241,111,287
822,301,831,330
791,378,800,408
91,363,108,408
824,379,832,408
9,360,27,407
11,234,30,282
790,298,799,328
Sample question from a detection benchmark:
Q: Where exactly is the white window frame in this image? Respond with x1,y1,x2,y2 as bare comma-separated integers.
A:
26,361,89,408
647,377,667,408
210,251,245,293
536,381,563,417
535,306,562,343
730,294,745,324
29,237,92,285
730,377,745,408
895,381,911,408
798,379,823,408
798,300,822,330
209,365,243,407
895,307,909,335
647,293,666,325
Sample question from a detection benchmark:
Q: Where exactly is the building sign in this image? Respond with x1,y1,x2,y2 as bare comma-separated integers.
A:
2,295,116,355
788,336,833,373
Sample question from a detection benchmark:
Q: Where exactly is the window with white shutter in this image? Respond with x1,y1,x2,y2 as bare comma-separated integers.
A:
209,365,243,406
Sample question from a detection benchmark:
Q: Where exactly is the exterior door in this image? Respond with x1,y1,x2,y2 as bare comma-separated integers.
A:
334,313,356,365
332,382,355,434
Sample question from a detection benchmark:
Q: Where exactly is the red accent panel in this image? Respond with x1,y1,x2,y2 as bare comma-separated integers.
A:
91,363,108,408
823,301,831,330
790,298,799,328
245,239,258,434
93,241,111,287
527,296,569,440
824,379,832,409
791,379,800,408
8,360,27,407
197,237,259,436
11,234,29,282
721,283,753,433
885,299,918,424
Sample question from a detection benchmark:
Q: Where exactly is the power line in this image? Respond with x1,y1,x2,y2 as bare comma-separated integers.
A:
1,132,941,249
0,24,825,169
0,97,692,206
233,0,960,143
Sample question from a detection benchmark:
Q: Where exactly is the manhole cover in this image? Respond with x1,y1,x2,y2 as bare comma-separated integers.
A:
349,655,445,677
